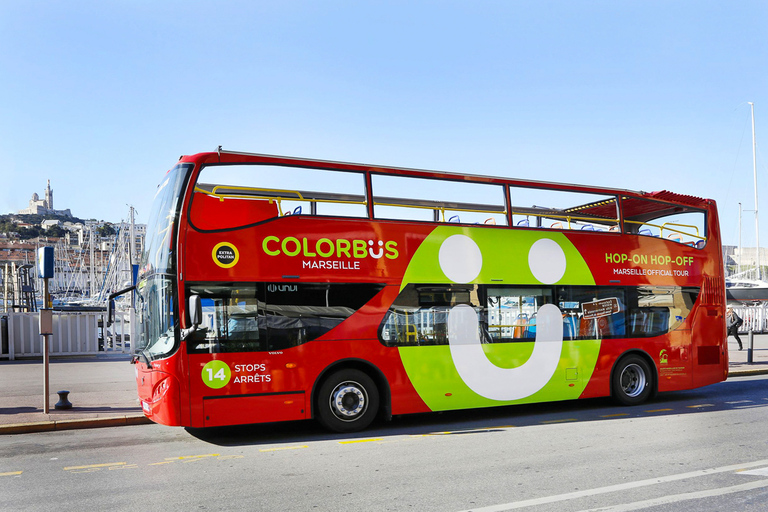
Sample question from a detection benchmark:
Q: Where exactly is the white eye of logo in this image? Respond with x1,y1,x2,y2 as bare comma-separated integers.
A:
528,238,566,284
438,234,482,283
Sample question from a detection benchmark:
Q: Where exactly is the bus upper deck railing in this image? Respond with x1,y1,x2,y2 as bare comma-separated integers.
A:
623,219,705,241
193,182,708,244
196,183,507,222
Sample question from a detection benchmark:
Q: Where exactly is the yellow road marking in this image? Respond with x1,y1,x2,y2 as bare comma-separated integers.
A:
109,464,138,470
419,425,517,437
164,454,219,460
601,413,629,418
541,418,577,424
338,438,382,444
687,404,715,409
0,471,22,477
259,445,308,452
149,461,174,466
64,462,126,471
646,408,673,412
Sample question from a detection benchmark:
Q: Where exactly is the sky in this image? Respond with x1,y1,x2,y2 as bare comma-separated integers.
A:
1,1,767,248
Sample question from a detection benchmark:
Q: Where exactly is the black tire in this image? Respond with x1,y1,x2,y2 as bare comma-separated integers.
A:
612,354,654,406
316,369,379,433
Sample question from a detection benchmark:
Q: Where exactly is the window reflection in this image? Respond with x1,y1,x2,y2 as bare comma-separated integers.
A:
379,284,698,346
187,282,384,353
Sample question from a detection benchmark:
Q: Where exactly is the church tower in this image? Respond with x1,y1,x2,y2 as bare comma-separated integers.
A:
44,180,53,210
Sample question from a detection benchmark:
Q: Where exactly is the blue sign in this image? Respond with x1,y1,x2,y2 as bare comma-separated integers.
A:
38,246,54,278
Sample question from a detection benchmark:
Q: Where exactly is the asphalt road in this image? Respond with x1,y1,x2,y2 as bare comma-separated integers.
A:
3,375,768,512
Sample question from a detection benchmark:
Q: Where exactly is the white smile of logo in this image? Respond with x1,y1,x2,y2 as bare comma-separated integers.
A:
440,235,566,401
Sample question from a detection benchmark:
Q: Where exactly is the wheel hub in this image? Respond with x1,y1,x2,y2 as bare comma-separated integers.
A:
331,383,366,419
621,363,647,398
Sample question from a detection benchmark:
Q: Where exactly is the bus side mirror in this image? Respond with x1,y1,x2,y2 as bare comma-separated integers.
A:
106,285,135,328
189,294,202,327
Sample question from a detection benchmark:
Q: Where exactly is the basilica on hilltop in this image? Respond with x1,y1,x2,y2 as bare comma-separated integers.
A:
17,180,72,217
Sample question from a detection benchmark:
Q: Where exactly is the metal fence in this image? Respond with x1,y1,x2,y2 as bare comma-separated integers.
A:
0,309,134,360
732,304,768,334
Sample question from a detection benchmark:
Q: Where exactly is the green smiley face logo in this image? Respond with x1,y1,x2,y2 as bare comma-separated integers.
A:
397,226,601,411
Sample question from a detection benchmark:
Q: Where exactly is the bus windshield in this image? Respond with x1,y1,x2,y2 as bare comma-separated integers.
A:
135,163,191,359
140,163,192,276
135,276,175,358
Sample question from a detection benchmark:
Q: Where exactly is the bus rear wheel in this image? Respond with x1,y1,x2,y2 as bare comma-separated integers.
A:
316,369,379,433
612,355,654,406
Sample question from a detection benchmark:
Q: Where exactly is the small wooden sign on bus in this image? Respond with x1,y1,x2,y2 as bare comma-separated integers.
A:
581,297,621,319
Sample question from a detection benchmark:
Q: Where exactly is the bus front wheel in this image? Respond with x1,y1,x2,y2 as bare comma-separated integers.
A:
316,369,379,433
612,355,654,406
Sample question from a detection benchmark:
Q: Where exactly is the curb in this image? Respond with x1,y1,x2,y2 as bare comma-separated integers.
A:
729,368,768,377
0,415,152,435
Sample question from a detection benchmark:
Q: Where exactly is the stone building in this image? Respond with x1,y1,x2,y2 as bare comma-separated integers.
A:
17,180,72,217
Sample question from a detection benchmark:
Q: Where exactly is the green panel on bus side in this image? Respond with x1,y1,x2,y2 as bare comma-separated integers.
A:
399,226,595,290
399,340,601,411
396,226,600,408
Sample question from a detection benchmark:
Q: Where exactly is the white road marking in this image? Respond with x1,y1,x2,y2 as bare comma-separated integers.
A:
578,479,768,511
741,467,768,477
458,459,768,512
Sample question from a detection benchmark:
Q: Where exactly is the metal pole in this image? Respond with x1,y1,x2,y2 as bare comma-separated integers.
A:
749,102,760,280
129,206,136,266
43,278,50,414
748,329,754,364
89,227,95,299
2,263,7,313
739,202,742,273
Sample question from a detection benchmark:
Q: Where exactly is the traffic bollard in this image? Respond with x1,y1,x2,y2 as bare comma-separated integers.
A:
55,390,72,410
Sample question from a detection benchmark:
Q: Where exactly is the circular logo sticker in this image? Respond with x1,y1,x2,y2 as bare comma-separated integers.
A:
212,242,239,268
202,360,231,389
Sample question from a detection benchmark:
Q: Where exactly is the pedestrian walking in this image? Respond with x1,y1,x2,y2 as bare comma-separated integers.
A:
727,306,743,350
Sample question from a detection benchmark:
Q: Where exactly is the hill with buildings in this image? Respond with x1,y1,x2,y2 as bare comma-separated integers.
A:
1,181,145,310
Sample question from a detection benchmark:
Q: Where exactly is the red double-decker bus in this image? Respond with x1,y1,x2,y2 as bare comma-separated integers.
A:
132,149,727,432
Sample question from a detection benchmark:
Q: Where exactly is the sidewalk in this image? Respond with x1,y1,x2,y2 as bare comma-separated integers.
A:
724,332,768,375
0,354,150,434
2,336,768,435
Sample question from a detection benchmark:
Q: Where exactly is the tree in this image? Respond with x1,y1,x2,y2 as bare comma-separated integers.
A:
16,226,41,239
46,225,67,238
98,224,116,237
0,219,16,235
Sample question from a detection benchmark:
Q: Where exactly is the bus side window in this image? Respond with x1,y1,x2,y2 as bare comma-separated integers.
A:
186,285,266,353
224,302,264,351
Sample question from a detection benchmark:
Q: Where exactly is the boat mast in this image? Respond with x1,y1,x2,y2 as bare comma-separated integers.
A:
129,206,136,267
89,226,96,298
739,202,743,274
750,102,760,281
